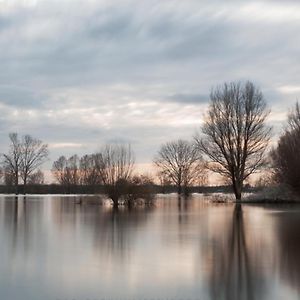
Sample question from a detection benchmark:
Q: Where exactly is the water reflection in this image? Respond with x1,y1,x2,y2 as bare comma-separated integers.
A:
206,204,265,300
0,196,300,300
277,207,300,293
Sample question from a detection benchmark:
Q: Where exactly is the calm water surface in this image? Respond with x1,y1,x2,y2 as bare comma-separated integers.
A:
0,194,299,300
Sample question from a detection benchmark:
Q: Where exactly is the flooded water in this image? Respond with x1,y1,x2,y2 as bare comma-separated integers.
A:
0,194,299,300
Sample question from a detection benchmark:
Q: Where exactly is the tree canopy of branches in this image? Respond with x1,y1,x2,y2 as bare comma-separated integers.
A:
195,81,271,200
154,139,205,195
271,102,300,193
52,154,102,191
2,133,48,194
97,144,134,206
52,155,80,192
19,135,48,187
79,154,102,185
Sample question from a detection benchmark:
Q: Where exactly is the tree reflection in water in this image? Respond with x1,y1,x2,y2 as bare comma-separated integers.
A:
90,204,155,262
277,208,300,293
207,204,265,300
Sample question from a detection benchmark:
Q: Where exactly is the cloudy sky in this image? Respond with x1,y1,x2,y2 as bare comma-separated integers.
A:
0,0,300,180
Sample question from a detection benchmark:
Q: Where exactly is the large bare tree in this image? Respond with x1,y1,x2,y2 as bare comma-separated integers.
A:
2,133,48,194
195,81,271,200
19,135,48,190
2,133,22,193
154,139,205,194
97,144,134,206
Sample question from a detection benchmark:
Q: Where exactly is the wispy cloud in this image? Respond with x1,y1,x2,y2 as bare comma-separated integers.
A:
0,0,299,173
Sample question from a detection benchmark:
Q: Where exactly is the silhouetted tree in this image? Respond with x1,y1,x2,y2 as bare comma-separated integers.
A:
97,144,134,207
271,102,300,193
2,133,22,193
125,174,155,205
19,134,48,192
79,154,102,185
2,133,48,194
196,81,271,200
52,155,80,192
154,139,204,194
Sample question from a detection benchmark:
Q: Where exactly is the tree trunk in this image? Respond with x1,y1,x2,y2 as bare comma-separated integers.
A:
23,177,27,195
177,184,182,194
112,197,119,208
15,173,19,195
233,181,242,201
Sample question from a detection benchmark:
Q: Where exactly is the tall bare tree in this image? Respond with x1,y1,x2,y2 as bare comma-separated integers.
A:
2,133,48,194
20,135,48,190
154,139,205,194
97,144,134,206
195,81,271,200
2,133,23,194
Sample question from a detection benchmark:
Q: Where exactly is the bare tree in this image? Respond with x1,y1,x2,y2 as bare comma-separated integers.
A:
271,102,300,192
28,169,45,185
154,139,205,195
19,135,48,191
66,155,80,186
287,102,300,131
195,81,271,200
2,133,48,194
79,154,102,185
2,133,23,194
97,144,134,206
52,156,68,185
52,155,80,192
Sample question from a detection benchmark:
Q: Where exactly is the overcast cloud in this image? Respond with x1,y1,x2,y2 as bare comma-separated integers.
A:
0,0,299,179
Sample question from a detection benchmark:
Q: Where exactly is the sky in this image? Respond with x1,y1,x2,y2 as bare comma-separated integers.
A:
0,0,300,181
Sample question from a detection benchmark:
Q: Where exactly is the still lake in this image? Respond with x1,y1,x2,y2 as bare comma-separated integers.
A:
0,194,299,300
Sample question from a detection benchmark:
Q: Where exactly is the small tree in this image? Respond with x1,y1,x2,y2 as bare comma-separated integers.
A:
52,155,80,193
196,81,271,200
97,144,134,207
154,139,204,195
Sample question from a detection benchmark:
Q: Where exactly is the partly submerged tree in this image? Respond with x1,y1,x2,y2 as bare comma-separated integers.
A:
195,81,271,200
154,139,205,195
271,102,300,193
97,144,134,207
